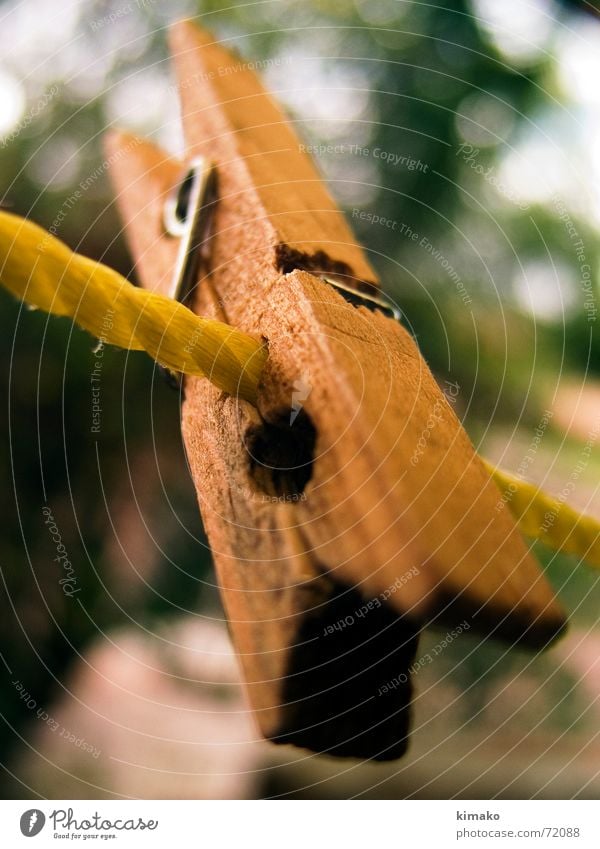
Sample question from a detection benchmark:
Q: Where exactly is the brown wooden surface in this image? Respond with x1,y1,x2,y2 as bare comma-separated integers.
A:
170,23,377,290
106,21,566,760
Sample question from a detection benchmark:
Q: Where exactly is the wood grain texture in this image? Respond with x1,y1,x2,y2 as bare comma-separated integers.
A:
169,22,378,291
105,21,566,760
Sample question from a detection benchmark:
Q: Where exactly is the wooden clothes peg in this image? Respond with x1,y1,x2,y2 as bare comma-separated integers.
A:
106,21,566,761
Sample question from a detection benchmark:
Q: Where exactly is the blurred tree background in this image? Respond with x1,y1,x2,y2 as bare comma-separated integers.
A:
1,0,600,798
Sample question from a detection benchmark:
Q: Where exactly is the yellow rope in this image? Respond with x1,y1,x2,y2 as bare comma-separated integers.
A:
0,211,266,403
2,210,600,570
486,463,600,570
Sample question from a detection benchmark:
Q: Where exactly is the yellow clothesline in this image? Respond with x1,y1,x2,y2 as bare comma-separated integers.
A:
0,211,266,403
485,463,600,570
1,210,599,570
